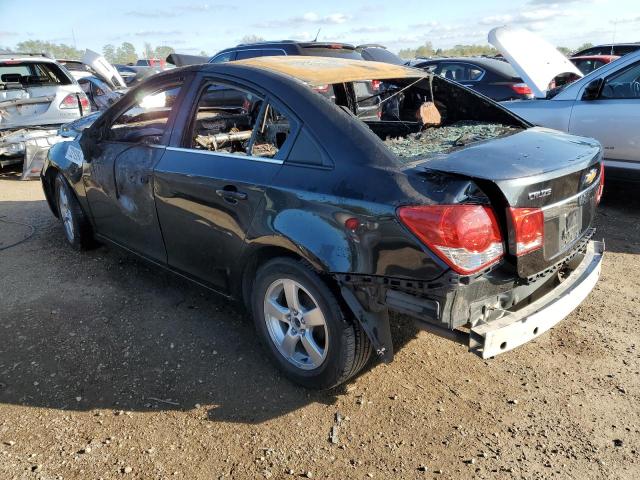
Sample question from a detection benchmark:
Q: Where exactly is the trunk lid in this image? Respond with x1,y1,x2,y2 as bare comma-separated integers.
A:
411,127,602,277
488,26,583,99
0,84,82,129
81,49,127,90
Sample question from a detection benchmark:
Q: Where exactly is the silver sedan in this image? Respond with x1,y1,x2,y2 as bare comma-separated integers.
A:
503,50,640,180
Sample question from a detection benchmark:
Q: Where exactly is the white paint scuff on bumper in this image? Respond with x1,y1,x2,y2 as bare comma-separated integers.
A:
470,240,604,359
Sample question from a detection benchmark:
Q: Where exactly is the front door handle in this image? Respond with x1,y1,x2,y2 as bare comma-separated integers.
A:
216,187,248,202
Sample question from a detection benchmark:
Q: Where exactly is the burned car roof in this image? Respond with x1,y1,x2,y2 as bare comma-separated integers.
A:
231,56,426,86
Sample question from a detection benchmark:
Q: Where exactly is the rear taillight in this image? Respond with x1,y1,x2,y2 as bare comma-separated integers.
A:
596,162,605,205
59,93,78,109
510,83,532,96
509,207,544,256
397,205,504,275
59,93,91,114
79,93,90,114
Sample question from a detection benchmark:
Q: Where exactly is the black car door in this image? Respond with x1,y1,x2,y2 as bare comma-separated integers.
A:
153,76,299,292
82,78,187,262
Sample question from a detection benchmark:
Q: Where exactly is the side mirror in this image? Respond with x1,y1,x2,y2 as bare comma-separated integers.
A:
582,78,604,101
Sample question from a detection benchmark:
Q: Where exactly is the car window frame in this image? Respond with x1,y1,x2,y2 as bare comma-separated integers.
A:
209,51,237,63
95,75,190,147
78,78,91,94
170,74,301,164
438,61,486,83
234,48,288,60
259,48,288,57
598,60,640,100
415,62,438,74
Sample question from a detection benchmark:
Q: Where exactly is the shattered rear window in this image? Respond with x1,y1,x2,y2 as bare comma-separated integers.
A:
384,121,518,160
314,75,524,163
0,61,72,86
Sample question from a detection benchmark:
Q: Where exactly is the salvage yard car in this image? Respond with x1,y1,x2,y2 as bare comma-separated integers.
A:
413,56,534,101
41,57,604,389
0,53,90,172
490,27,640,180
569,55,619,75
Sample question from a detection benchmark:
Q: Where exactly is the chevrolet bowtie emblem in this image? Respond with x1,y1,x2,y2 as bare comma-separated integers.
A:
583,167,598,187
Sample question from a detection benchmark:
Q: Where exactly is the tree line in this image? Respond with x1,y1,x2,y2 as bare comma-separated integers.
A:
0,40,205,64
1,39,597,63
398,41,595,59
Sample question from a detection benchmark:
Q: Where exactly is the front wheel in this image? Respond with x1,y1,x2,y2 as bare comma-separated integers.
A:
54,174,93,250
252,258,372,389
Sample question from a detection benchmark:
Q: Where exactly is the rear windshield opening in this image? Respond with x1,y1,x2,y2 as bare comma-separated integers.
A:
318,75,524,161
0,61,72,89
301,47,363,60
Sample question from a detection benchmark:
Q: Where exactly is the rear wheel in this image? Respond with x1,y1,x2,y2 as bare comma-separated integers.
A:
252,257,372,389
55,173,93,250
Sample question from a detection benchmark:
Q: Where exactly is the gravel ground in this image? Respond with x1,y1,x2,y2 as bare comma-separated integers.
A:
0,170,638,480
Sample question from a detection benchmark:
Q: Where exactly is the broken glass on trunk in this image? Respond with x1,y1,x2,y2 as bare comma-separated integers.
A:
383,121,519,159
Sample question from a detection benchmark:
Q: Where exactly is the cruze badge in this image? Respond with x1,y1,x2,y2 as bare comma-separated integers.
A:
528,188,552,200
583,167,598,187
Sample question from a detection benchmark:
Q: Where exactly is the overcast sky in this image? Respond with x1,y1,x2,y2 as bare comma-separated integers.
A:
1,0,638,55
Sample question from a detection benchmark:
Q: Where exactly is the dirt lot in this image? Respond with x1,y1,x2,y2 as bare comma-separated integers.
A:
1,170,639,480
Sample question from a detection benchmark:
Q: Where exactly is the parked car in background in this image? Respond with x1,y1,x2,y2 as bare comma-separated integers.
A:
59,52,127,112
77,76,124,111
1,53,89,172
503,48,640,180
413,57,534,101
114,64,158,86
208,40,363,63
0,54,89,130
60,50,127,91
570,55,620,75
136,58,167,69
489,26,584,99
572,43,640,57
356,44,406,65
57,59,93,78
42,56,603,388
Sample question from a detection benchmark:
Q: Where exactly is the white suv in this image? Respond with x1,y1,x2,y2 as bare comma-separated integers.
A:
0,53,90,170
0,53,90,129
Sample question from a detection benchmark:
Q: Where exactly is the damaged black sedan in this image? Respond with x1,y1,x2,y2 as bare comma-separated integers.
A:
41,57,604,389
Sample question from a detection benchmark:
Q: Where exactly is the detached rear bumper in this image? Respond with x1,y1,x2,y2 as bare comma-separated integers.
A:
469,240,604,359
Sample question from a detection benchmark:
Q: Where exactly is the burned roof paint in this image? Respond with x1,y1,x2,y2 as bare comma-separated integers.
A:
232,56,427,86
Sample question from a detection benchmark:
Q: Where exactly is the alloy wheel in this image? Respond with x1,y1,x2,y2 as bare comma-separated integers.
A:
58,186,74,242
263,278,329,370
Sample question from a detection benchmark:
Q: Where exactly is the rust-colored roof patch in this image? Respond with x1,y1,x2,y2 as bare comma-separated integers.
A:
233,56,426,86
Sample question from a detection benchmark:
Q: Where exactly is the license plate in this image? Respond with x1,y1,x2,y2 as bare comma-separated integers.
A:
559,208,582,248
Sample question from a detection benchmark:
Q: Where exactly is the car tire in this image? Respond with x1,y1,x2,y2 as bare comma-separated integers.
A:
55,173,93,250
252,257,372,390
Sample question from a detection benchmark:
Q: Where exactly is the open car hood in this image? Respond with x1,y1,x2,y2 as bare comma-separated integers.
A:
81,49,127,90
488,26,583,98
